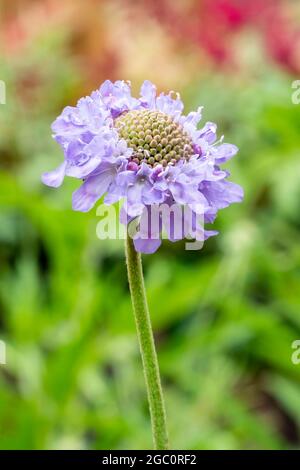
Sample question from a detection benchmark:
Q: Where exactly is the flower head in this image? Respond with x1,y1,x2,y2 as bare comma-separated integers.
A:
42,80,243,253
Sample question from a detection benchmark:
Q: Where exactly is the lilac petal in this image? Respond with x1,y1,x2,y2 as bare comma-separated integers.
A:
65,139,86,160
119,205,135,225
126,184,145,217
72,170,114,212
99,80,114,97
139,206,160,238
66,129,126,180
150,164,166,182
51,106,81,134
183,206,206,242
198,122,217,144
181,106,203,129
41,162,67,188
204,208,217,223
99,80,140,117
140,80,157,108
66,155,102,178
156,93,184,120
204,230,218,240
152,178,168,192
129,206,162,254
104,169,136,204
133,237,161,254
104,182,124,204
137,162,152,178
116,170,137,187
77,97,99,125
186,158,226,182
162,204,185,242
203,166,228,182
195,225,217,242
201,180,244,209
142,187,165,205
212,143,239,163
169,181,208,210
168,182,190,205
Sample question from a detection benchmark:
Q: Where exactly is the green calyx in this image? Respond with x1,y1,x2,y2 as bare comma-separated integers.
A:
115,110,194,168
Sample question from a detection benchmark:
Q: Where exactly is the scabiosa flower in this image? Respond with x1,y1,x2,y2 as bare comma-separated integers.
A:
42,80,243,253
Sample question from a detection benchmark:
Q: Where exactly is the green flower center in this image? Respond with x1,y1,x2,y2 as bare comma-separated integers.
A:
115,110,194,167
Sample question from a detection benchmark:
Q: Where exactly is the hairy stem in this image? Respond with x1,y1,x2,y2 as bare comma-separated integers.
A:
125,235,169,450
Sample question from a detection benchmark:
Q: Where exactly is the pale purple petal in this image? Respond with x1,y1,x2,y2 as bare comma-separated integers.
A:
156,93,184,120
169,181,208,209
126,184,145,217
181,107,203,134
41,162,67,188
133,206,162,254
99,80,140,117
72,170,114,212
162,204,185,242
198,122,217,144
204,230,219,240
201,180,244,209
212,143,239,163
142,187,165,205
140,80,157,108
133,237,162,254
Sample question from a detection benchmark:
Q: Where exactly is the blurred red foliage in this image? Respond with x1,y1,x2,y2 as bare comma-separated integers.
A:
142,0,300,74
2,0,300,79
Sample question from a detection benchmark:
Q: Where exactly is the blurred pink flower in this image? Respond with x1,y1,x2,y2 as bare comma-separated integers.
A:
142,0,300,73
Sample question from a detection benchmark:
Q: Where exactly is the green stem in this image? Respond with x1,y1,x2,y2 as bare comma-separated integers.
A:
125,235,169,450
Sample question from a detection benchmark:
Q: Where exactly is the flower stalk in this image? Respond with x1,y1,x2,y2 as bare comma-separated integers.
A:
125,234,169,450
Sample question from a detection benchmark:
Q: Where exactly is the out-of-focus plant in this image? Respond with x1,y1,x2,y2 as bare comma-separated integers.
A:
1,0,300,451
139,0,300,74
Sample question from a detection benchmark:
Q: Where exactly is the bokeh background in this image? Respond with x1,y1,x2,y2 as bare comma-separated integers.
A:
1,0,300,450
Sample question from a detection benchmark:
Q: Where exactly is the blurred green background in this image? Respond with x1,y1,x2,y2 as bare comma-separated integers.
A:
1,0,300,450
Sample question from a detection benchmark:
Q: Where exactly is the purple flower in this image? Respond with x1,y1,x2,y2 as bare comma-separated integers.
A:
42,80,243,253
